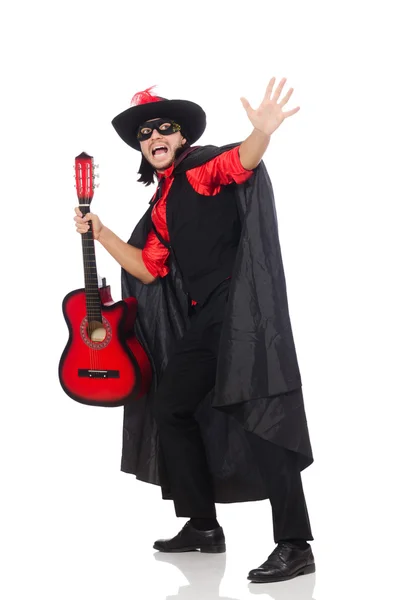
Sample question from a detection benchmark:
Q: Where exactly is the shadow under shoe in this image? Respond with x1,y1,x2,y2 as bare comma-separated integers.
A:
154,552,241,599
248,542,315,583
153,522,226,553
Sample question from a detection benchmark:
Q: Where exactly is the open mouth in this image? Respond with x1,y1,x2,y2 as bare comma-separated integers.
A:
152,145,169,157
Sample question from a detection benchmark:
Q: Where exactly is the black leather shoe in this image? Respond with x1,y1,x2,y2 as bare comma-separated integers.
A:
153,522,226,553
248,542,315,583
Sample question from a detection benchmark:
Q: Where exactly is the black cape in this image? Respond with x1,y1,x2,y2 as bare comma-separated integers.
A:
120,143,313,503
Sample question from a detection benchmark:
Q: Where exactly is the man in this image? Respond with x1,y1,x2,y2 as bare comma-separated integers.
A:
74,78,315,584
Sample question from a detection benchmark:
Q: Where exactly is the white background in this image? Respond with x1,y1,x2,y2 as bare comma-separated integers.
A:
1,1,396,599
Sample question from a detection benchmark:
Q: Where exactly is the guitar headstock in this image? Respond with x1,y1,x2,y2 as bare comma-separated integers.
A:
74,152,99,207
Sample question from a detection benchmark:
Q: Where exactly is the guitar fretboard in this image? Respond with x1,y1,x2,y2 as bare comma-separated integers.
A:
80,205,102,323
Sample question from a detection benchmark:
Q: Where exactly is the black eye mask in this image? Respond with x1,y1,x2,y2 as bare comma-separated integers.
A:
136,118,182,141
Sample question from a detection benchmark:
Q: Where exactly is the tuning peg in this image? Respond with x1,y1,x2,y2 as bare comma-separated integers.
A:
94,164,99,168
94,183,100,188
93,173,100,178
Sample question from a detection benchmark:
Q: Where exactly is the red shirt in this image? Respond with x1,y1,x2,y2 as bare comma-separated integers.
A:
142,145,254,302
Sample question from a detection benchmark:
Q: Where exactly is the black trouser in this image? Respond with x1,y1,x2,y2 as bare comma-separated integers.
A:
152,280,313,542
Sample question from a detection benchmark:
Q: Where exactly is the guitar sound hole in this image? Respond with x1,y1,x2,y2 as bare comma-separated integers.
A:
88,321,107,342
80,316,111,349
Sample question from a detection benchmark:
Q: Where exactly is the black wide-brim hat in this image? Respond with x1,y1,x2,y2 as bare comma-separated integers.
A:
112,97,206,151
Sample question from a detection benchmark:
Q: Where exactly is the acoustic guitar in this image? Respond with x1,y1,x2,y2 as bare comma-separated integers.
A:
58,152,152,406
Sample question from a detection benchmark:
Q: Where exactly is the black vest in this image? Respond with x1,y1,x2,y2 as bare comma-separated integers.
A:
151,171,241,305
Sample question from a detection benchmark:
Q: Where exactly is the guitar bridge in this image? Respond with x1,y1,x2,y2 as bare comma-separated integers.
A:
78,369,120,379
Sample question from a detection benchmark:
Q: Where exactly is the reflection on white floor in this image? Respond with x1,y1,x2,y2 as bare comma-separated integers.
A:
153,550,316,600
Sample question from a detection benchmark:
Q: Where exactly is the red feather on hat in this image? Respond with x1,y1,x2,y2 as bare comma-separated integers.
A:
130,85,162,106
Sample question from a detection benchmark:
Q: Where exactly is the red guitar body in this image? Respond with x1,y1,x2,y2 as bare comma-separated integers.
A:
58,151,152,407
59,285,152,407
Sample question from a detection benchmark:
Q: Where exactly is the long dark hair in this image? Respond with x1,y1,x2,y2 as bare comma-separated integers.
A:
137,140,190,186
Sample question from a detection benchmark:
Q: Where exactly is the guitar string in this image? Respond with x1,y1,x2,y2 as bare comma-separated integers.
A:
81,160,97,374
92,160,103,374
90,159,102,376
87,159,100,374
91,159,101,374
83,203,94,372
80,162,91,373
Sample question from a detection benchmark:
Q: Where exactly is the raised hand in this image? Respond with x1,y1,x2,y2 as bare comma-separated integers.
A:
240,77,300,137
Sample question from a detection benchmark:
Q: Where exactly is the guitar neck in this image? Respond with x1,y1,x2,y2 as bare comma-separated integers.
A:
80,205,102,323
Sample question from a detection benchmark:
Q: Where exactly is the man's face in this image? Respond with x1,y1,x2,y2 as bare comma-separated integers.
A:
139,118,186,172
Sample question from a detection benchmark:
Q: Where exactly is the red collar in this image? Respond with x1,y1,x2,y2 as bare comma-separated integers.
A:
157,163,175,180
